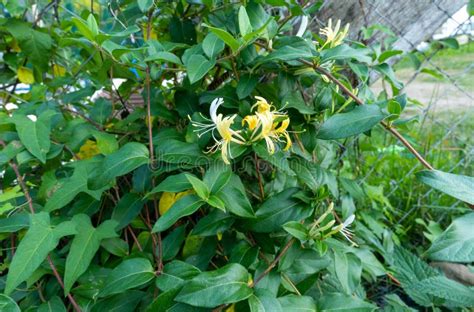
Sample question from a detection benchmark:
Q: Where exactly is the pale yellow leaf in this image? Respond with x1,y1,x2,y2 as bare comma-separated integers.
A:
17,67,34,84
76,140,100,159
53,64,66,77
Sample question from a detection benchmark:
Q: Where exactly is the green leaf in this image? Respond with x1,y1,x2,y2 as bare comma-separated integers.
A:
469,0,474,15
247,188,312,233
207,195,226,211
420,68,443,80
64,214,118,294
99,258,155,297
111,193,145,230
0,213,29,233
186,54,216,84
278,295,317,312
101,237,129,257
156,139,208,166
383,294,417,312
92,290,144,312
0,185,22,203
87,14,99,38
90,98,112,124
90,142,149,189
427,213,474,262
6,19,53,71
192,210,234,236
283,221,308,241
254,144,294,176
238,6,252,36
11,111,56,163
146,51,183,65
318,293,377,311
391,247,441,306
387,100,402,117
0,140,24,166
138,0,154,12
152,194,205,232
202,33,225,59
45,161,102,212
169,17,197,45
203,162,232,194
5,212,76,294
101,40,141,58
146,287,182,312
147,173,192,196
281,248,330,278
156,260,201,292
320,44,372,63
203,24,240,53
186,174,210,200
0,294,20,312
216,174,254,218
248,291,282,312
71,17,95,41
378,50,403,63
281,92,316,114
38,296,66,312
410,275,474,307
93,131,119,155
353,248,386,279
242,16,273,43
437,37,459,49
333,250,362,295
416,170,474,205
229,242,258,267
237,74,258,99
162,225,186,261
290,160,338,197
317,105,387,140
266,37,313,61
175,263,252,308
374,63,403,89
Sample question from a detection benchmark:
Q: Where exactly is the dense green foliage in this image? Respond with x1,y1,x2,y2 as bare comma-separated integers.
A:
0,1,473,311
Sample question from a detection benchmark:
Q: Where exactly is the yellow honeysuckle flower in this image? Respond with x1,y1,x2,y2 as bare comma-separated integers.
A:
320,18,350,49
331,214,358,246
190,96,292,160
252,96,272,113
272,118,292,151
190,98,245,164
242,115,258,130
247,97,292,153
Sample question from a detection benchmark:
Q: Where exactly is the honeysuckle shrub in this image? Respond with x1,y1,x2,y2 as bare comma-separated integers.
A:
1,1,474,311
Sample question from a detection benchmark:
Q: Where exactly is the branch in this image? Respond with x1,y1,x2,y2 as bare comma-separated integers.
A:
250,238,295,287
299,60,434,170
144,9,163,273
0,140,81,312
253,40,435,172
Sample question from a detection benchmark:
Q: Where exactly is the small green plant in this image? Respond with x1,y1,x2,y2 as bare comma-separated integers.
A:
0,1,473,311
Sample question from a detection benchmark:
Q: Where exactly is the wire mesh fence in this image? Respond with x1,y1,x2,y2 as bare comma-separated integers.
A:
342,0,473,226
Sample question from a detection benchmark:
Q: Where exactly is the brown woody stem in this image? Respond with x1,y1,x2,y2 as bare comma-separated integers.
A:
251,238,295,287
